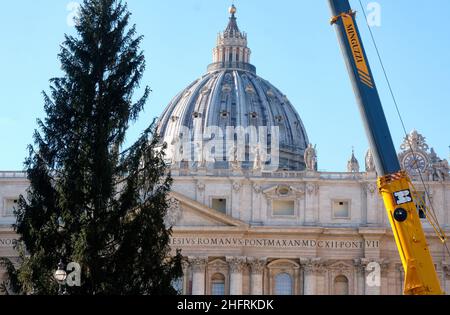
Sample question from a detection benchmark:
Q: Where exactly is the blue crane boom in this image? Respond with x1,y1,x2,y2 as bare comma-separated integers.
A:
328,0,399,176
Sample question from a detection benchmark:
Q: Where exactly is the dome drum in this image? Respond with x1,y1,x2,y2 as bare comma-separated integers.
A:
207,62,256,74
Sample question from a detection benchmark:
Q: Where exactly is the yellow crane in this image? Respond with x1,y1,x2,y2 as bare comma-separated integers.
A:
327,0,446,294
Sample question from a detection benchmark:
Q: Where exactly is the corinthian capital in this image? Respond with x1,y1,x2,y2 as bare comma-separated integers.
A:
353,258,366,274
226,256,247,273
189,256,208,272
247,257,267,274
300,258,325,275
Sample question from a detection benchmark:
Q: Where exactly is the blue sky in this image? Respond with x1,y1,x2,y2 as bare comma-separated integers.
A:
1,0,449,171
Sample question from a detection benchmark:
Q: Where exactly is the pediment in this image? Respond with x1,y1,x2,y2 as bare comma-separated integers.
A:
262,185,305,199
326,260,353,271
267,259,300,269
168,191,248,228
208,258,228,268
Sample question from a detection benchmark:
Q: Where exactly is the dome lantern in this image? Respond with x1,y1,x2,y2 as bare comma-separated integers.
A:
209,5,254,73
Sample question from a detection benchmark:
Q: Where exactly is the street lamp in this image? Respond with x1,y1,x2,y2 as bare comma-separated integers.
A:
54,259,67,295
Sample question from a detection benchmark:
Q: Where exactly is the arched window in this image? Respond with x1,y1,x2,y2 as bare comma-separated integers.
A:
211,273,225,295
334,275,349,295
274,272,292,295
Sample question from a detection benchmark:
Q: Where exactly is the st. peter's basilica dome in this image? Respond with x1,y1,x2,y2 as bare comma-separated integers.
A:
157,6,309,171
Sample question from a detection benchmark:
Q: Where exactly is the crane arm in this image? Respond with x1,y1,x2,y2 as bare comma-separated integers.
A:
327,0,443,295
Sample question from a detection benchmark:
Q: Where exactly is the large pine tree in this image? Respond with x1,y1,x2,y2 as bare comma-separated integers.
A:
1,0,182,295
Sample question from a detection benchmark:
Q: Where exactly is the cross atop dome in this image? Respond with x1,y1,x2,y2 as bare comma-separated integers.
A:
224,5,241,38
229,4,237,16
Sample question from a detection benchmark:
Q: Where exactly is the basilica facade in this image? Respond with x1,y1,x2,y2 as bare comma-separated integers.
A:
1,6,449,295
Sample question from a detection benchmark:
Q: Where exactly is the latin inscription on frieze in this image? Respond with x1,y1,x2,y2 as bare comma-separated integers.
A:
170,237,379,249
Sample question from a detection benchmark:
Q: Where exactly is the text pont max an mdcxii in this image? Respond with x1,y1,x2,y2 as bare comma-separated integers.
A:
170,237,380,249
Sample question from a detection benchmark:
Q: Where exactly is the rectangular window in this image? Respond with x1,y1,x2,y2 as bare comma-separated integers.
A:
212,198,227,214
273,200,295,216
3,198,18,217
332,200,350,218
413,191,427,219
